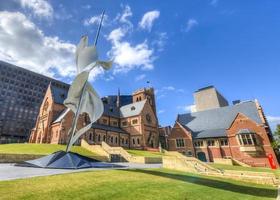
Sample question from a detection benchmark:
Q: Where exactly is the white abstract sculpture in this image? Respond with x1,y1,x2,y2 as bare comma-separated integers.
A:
64,12,111,152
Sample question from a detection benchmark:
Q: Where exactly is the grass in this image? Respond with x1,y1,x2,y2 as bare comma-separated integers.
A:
210,163,280,177
126,149,163,157
0,143,98,157
0,168,276,200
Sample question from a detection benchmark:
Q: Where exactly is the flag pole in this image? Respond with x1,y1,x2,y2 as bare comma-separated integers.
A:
66,11,105,152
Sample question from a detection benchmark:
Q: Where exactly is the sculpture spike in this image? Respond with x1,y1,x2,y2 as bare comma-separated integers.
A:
94,10,105,46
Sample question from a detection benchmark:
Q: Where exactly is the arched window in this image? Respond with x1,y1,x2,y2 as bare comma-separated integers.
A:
89,133,93,140
126,139,128,144
103,135,106,141
122,138,124,144
111,137,113,143
115,137,118,144
137,138,140,145
98,134,101,142
132,138,135,145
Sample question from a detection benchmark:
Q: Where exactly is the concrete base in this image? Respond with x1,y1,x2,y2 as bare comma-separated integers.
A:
0,163,162,181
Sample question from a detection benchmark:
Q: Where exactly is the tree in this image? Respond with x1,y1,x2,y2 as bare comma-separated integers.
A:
275,124,280,136
272,124,280,149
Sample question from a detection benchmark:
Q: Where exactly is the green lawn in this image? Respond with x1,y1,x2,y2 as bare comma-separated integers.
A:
210,163,280,177
126,149,163,157
0,168,276,200
0,143,98,157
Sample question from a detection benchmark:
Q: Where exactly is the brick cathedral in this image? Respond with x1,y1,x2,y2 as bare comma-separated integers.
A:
29,83,159,149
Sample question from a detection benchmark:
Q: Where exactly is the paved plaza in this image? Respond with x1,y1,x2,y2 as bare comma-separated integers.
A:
0,163,162,181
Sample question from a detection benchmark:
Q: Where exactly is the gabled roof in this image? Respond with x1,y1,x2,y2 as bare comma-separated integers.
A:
50,83,69,105
192,129,227,139
53,108,70,123
178,101,263,139
91,123,128,134
120,100,146,118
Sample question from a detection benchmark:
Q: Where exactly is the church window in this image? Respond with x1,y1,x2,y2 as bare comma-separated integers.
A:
122,121,128,127
176,138,185,148
237,132,259,146
111,137,113,143
98,134,101,142
102,118,108,124
137,138,140,145
89,133,93,141
132,119,138,125
194,140,204,147
115,137,118,144
220,139,228,146
132,138,135,145
207,140,215,147
103,135,106,141
146,114,151,123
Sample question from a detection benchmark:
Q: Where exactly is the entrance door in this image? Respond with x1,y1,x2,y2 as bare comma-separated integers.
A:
197,152,207,162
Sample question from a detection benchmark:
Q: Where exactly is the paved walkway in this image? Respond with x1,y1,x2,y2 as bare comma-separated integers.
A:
0,163,162,181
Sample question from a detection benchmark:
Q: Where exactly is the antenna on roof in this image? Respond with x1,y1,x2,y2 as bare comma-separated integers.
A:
94,10,105,46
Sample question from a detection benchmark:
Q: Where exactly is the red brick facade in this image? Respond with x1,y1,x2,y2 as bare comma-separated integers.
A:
168,112,279,168
29,85,159,149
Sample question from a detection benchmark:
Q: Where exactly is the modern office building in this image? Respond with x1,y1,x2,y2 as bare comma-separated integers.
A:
0,60,69,143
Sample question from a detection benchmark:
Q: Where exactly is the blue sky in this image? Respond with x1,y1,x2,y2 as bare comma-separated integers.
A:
0,0,279,130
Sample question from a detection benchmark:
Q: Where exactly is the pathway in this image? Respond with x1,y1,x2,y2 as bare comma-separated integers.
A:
0,163,162,181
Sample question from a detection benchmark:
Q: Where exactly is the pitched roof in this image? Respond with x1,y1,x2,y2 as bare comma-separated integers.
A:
53,108,70,123
120,100,146,118
50,83,69,105
178,101,263,139
91,123,128,134
192,129,227,139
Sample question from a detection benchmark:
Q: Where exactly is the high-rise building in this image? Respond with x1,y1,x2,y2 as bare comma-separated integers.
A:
0,60,69,143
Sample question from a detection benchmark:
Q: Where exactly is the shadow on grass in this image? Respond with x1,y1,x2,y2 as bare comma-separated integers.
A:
122,169,277,198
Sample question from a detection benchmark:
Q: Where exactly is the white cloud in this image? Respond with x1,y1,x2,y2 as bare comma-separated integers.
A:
0,11,76,78
266,116,280,132
119,5,132,25
135,74,146,81
0,11,107,81
177,105,195,113
20,0,53,18
158,109,165,114
210,0,219,6
82,5,91,10
107,28,126,42
267,116,280,123
186,19,198,32
153,32,167,52
106,6,157,74
84,14,109,26
139,10,160,31
114,5,133,29
162,86,175,91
